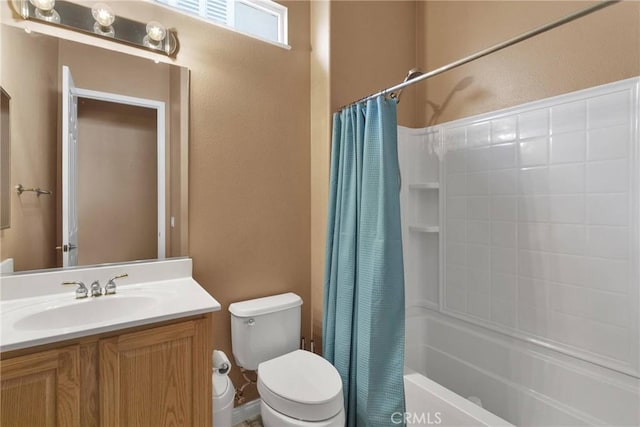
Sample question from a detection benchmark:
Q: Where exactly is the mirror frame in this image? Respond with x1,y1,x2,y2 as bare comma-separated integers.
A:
0,87,10,230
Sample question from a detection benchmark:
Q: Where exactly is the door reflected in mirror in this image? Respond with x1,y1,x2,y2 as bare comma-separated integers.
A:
75,98,161,267
0,24,189,274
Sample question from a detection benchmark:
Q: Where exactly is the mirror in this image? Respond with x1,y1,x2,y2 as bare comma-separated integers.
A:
0,23,189,274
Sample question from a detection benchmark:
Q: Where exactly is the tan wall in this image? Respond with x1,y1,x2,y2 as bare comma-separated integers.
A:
76,99,157,265
417,0,640,125
310,0,331,353
183,1,311,401
0,25,58,271
310,0,419,352
185,1,311,401
329,0,419,127
1,91,10,229
1,0,311,403
70,0,312,402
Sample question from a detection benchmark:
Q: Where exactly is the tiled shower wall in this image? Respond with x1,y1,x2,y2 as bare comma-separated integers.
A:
441,78,639,376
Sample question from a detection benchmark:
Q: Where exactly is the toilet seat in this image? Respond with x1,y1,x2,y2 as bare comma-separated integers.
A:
257,350,343,422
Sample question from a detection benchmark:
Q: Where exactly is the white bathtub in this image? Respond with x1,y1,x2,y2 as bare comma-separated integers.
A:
404,370,513,427
405,308,640,426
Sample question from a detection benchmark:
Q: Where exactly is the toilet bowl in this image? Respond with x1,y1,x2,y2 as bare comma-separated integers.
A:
258,350,345,427
229,293,345,427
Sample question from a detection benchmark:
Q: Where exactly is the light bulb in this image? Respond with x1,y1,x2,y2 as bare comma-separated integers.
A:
92,3,115,28
29,0,55,12
29,0,60,23
146,21,166,42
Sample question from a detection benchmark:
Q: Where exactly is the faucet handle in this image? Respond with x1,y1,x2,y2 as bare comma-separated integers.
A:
90,280,103,297
105,273,128,295
62,281,88,299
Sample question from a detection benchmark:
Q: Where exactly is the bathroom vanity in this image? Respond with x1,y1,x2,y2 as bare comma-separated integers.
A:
1,315,212,426
0,258,220,427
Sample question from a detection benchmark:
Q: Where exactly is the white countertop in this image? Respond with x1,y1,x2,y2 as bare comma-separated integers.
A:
0,259,221,352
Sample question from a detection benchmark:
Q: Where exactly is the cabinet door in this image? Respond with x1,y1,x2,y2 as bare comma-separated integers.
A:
99,319,212,427
1,346,81,427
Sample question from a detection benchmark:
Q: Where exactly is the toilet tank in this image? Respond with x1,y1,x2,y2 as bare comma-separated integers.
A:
229,293,302,371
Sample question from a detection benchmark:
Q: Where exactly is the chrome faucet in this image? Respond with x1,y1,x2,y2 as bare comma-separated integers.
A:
62,281,89,299
90,280,103,297
105,273,128,295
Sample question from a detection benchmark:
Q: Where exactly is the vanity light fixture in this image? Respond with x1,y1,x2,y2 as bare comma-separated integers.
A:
29,0,59,23
13,0,179,57
91,2,115,37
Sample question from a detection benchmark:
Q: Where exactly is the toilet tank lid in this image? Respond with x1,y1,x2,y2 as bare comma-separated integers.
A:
229,292,302,317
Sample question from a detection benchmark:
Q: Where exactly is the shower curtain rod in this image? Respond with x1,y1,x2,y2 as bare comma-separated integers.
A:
339,0,621,111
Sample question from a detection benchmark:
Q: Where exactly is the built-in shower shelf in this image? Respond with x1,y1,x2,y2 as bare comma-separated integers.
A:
408,182,439,190
409,225,440,234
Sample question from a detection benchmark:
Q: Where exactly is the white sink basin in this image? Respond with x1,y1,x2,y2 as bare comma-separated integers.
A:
1,271,221,353
13,295,157,331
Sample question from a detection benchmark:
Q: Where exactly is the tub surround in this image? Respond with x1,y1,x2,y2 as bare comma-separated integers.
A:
400,78,640,426
437,78,639,377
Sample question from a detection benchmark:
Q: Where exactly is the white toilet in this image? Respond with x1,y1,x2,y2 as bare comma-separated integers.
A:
229,293,345,427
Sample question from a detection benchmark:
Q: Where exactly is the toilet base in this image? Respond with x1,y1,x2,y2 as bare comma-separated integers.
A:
260,400,345,427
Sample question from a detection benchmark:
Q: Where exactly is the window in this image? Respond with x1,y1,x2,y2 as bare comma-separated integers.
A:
155,0,288,45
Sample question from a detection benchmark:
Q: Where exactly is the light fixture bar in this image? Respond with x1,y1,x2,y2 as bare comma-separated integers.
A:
15,0,179,57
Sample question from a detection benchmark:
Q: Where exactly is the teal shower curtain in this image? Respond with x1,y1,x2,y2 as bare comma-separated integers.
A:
323,96,405,427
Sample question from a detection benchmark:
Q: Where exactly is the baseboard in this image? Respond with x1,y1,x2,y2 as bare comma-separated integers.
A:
232,399,261,425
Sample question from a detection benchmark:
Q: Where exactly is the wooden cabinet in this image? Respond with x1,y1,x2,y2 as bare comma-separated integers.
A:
1,315,212,427
1,346,81,426
100,319,211,426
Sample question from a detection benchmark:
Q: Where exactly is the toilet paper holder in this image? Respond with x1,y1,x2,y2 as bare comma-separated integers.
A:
213,350,231,375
